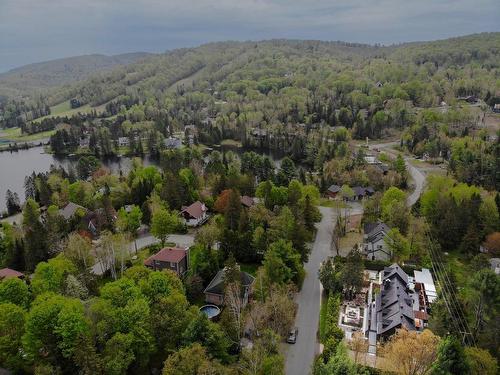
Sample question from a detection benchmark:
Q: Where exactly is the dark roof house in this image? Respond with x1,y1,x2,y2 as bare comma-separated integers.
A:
204,268,255,306
374,264,418,339
59,202,88,220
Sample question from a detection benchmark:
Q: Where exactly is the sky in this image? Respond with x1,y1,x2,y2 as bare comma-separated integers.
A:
0,0,499,72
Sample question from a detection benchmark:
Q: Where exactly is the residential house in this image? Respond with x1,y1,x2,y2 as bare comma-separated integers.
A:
326,184,341,199
493,104,500,114
180,201,208,227
371,264,420,340
413,268,437,306
164,136,182,149
241,195,256,208
0,268,24,280
363,222,392,261
59,202,88,221
204,267,255,306
118,137,129,147
144,246,189,277
84,207,117,236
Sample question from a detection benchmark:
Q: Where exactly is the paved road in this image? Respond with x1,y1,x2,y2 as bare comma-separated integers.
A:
368,141,426,207
91,233,195,275
285,206,335,375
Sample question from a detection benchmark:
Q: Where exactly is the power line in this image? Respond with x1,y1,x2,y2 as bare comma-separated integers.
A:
425,230,476,346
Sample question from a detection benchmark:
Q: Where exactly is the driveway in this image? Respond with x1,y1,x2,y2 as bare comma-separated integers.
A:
91,232,195,275
285,206,335,375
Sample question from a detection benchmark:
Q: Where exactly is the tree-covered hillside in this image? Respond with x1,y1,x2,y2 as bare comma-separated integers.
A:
0,52,151,99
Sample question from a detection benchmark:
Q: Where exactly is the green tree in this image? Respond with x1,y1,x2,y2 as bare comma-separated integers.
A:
22,198,47,270
116,205,143,253
182,314,231,363
431,336,470,375
23,294,90,367
0,303,26,372
0,277,31,309
151,208,179,246
263,240,304,286
464,347,497,375
31,254,77,296
162,343,230,375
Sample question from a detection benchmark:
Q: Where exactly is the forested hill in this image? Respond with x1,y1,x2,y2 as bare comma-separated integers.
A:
36,33,500,105
0,52,151,98
2,32,499,127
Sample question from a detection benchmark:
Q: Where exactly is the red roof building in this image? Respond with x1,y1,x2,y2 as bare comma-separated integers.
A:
0,268,24,279
180,201,208,226
144,247,189,276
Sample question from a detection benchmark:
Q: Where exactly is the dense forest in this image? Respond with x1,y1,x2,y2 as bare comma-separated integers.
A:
0,33,499,375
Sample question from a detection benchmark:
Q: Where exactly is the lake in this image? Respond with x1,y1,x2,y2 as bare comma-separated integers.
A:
0,146,158,212
0,144,286,213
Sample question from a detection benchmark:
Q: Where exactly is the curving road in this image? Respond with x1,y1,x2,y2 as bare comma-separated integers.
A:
368,140,426,207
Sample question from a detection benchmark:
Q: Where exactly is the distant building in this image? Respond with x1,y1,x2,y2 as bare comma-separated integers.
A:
241,195,256,208
363,222,392,261
204,267,255,306
490,258,500,275
59,202,88,221
493,104,500,113
375,81,383,88
180,201,208,227
326,184,341,199
118,137,129,147
164,137,182,149
70,98,81,109
144,247,189,277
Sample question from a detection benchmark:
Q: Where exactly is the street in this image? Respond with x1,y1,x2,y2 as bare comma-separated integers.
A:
285,206,335,375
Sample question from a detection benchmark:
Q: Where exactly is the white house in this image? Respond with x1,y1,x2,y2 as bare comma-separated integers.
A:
180,201,208,227
118,137,129,147
363,222,392,261
164,137,182,149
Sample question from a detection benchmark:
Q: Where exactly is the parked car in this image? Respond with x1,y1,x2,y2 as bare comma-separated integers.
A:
287,328,298,344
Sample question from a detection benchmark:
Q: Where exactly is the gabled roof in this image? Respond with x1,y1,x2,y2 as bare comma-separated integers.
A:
376,263,416,335
327,184,341,194
364,222,391,238
352,186,366,196
144,247,188,266
0,268,24,279
204,268,255,296
181,201,207,219
241,196,255,208
59,202,87,220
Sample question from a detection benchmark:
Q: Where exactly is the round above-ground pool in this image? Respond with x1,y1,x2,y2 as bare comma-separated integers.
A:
199,304,221,320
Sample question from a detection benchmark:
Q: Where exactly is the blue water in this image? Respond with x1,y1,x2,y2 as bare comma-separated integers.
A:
199,305,221,319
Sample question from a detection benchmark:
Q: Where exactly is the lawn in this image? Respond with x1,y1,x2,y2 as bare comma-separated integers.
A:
31,102,103,123
0,127,56,142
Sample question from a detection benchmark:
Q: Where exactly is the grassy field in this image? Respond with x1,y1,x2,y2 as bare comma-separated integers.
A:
32,101,105,123
0,127,56,142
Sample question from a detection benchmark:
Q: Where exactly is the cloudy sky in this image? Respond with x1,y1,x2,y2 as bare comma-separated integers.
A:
0,0,499,72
